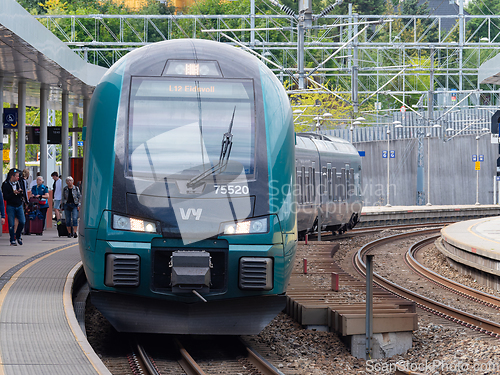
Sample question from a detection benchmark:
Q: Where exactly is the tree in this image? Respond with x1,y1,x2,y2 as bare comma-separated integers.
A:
289,88,354,133
337,0,386,16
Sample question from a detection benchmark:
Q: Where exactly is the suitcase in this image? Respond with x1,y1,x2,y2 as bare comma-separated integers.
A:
30,217,44,235
57,219,69,237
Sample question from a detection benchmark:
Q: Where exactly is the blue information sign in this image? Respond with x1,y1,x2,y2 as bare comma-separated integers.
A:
78,141,84,147
382,150,388,158
390,150,395,158
479,155,484,162
497,176,500,181
358,151,365,157
472,154,477,162
3,108,18,129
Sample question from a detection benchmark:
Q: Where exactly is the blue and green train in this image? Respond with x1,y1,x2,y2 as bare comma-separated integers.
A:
80,39,363,335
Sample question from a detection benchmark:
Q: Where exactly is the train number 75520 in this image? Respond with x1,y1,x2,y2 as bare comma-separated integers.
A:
215,185,249,195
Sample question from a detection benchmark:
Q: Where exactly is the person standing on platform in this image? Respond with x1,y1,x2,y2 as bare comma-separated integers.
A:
62,176,81,238
20,169,30,204
29,172,40,190
2,169,25,246
31,176,50,230
51,171,62,223
0,187,5,230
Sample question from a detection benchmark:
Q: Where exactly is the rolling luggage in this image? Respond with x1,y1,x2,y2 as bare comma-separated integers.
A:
27,197,44,235
29,216,44,235
57,219,69,237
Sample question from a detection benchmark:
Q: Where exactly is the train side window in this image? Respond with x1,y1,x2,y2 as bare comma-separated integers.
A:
349,168,355,197
332,167,336,201
354,172,361,197
327,168,332,200
307,167,312,203
310,167,315,202
321,167,327,202
296,167,302,204
303,167,308,203
339,168,346,201
345,168,350,199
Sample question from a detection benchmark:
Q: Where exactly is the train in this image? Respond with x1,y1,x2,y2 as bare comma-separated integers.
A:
295,132,363,240
79,39,363,335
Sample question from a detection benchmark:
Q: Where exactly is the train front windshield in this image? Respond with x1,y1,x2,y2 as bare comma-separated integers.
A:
127,77,255,181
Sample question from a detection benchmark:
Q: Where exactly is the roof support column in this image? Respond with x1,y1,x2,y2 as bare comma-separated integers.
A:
40,85,48,181
72,124,77,158
0,76,3,143
61,92,69,179
17,81,26,171
10,104,15,170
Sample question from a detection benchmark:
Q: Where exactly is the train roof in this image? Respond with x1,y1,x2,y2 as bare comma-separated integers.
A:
296,132,358,155
106,39,265,81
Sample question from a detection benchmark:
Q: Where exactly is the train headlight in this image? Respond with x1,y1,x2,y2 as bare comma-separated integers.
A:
223,217,268,235
112,214,158,233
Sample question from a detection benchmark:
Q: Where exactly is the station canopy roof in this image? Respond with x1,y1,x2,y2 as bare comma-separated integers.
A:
0,0,107,113
479,53,500,86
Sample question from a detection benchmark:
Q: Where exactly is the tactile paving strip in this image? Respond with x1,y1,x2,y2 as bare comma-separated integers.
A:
0,245,101,375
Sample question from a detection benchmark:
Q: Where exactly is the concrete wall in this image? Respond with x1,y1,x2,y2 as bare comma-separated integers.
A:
356,134,499,206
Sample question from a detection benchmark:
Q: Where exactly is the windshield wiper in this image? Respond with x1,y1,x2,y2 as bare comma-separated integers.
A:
187,107,236,188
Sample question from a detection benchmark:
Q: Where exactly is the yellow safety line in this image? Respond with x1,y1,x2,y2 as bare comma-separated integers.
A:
0,244,77,375
63,262,112,375
467,218,500,246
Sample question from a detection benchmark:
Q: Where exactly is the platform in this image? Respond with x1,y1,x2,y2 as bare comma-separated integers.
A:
0,228,110,375
438,216,500,290
359,204,500,227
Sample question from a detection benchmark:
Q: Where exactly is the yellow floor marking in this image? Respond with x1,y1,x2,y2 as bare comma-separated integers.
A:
0,244,77,375
63,262,112,375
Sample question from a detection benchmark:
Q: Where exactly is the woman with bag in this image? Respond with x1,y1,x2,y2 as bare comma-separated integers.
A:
62,176,81,238
31,176,49,230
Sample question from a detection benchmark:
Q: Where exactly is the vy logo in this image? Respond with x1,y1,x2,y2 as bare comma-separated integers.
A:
179,208,202,221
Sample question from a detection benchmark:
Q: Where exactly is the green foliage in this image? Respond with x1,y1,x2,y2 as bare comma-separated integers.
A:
336,0,386,16
289,89,353,133
466,0,500,44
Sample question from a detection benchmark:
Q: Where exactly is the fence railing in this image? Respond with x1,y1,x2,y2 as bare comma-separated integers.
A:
321,107,495,142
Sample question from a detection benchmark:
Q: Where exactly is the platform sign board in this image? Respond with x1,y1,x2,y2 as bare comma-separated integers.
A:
26,126,40,144
3,108,18,129
390,150,395,158
25,126,62,144
479,155,484,162
48,127,61,144
382,150,388,158
2,149,9,162
492,134,499,144
475,161,481,171
472,154,477,162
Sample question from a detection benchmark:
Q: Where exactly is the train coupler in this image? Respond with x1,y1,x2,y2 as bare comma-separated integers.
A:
170,251,212,294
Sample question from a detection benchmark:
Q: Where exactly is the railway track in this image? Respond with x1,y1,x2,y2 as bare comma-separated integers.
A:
73,274,288,375
128,337,286,375
306,222,455,241
353,229,500,338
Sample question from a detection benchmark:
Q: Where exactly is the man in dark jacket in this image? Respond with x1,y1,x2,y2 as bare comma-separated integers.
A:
2,169,25,245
